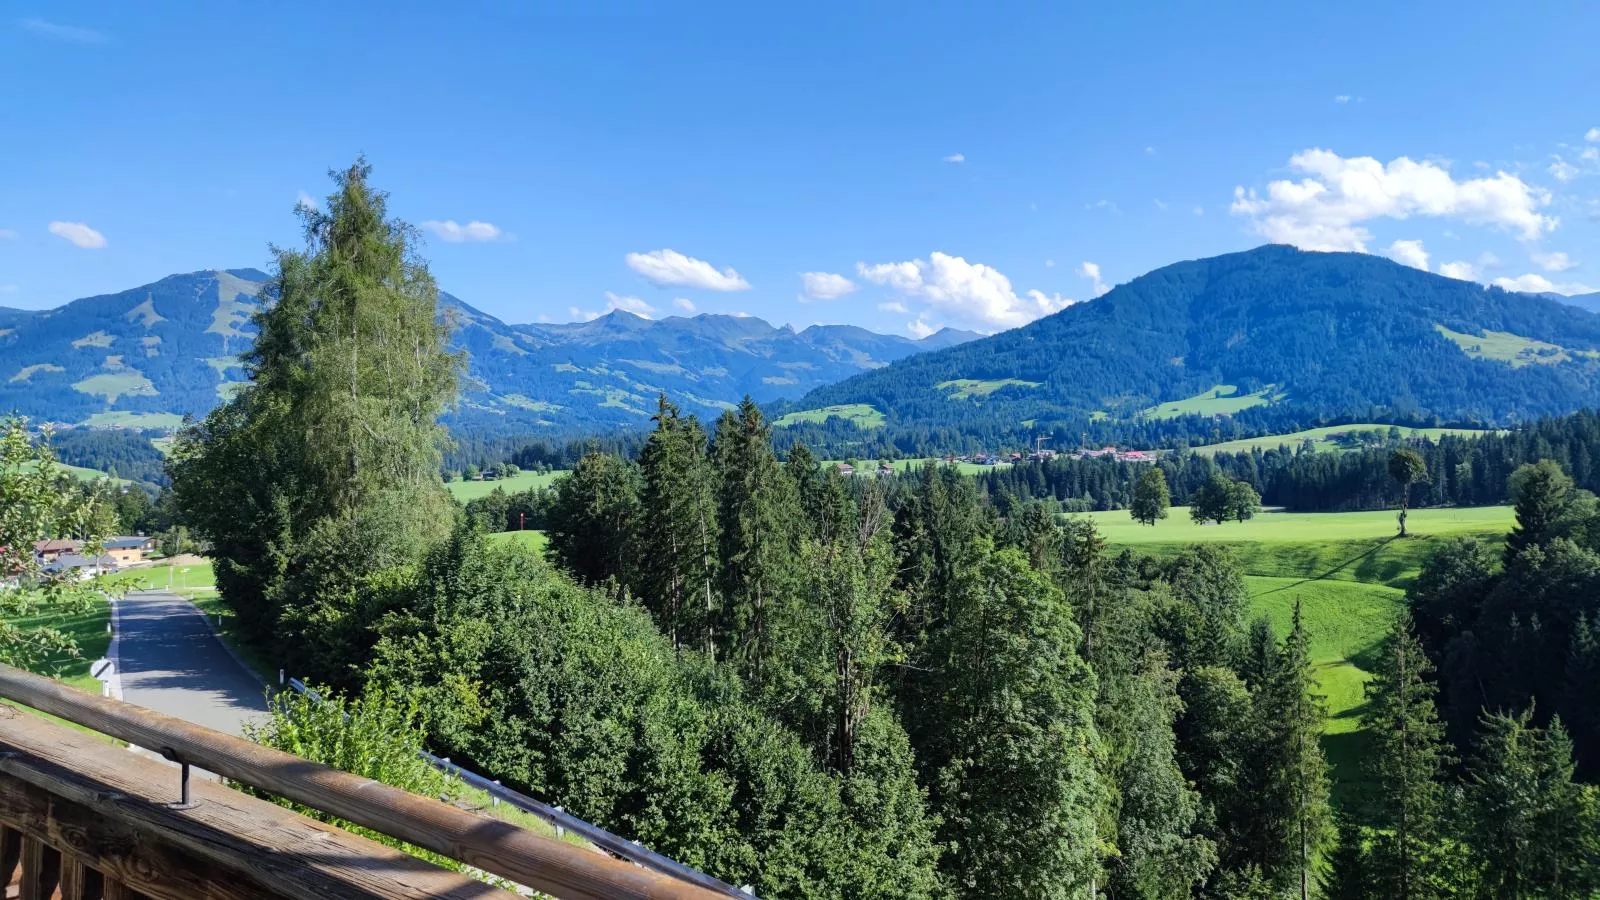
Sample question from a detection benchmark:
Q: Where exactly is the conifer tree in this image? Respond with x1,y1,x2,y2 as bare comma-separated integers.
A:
1360,613,1451,900
1240,601,1332,898
544,451,641,587
712,398,801,686
1561,614,1600,777
634,396,719,653
1506,459,1574,562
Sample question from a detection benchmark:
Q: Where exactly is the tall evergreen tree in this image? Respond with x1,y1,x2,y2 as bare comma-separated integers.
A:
1360,613,1452,900
712,398,802,686
634,396,720,653
544,451,642,587
1506,459,1574,562
1240,601,1332,898
1561,614,1600,777
170,160,461,682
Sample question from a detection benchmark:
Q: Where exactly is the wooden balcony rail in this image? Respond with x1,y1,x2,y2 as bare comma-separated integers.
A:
0,664,728,900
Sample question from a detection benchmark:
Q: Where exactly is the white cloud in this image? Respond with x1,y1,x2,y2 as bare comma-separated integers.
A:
1044,259,1056,268
1077,261,1109,296
673,297,696,313
296,190,318,212
799,271,857,301
625,249,750,292
1438,261,1478,281
907,318,937,339
1582,147,1599,162
1145,146,1157,156
1334,94,1352,104
1153,198,1169,211
1193,206,1205,216
878,301,909,314
943,153,966,164
857,252,1078,330
1086,199,1122,215
0,228,17,240
1550,158,1580,183
731,311,753,318
569,292,658,322
1385,239,1430,271
1492,273,1596,296
19,18,109,43
1531,250,1575,272
0,285,17,294
47,221,106,249
1587,127,1600,143
422,220,504,243
1231,148,1557,251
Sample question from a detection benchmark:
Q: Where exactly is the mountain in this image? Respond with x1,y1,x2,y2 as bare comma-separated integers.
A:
0,269,975,434
785,245,1600,440
1547,291,1600,315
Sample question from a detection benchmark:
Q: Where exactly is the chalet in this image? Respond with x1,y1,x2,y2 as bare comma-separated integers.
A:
877,462,895,476
105,536,157,567
43,553,118,578
32,539,81,563
1118,450,1155,463
835,462,855,476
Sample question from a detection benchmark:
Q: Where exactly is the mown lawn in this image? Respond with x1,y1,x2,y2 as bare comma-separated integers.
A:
1189,423,1494,457
1,594,111,693
487,529,549,554
1084,505,1512,547
445,470,565,502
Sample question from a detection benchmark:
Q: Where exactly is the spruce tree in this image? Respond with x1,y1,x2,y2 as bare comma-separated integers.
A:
1240,600,1332,898
711,398,802,686
1506,459,1574,562
1561,614,1600,777
634,396,719,653
544,451,641,587
1360,613,1451,900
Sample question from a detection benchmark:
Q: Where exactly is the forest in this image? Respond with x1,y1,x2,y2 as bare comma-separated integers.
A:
160,164,1600,898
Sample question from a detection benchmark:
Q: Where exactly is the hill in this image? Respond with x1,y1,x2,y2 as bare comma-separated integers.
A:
788,245,1600,442
0,270,975,435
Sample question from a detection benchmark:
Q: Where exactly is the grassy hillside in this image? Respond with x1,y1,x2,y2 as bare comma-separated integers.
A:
1189,423,1494,456
446,469,565,501
1094,504,1513,799
774,403,886,429
1139,384,1278,420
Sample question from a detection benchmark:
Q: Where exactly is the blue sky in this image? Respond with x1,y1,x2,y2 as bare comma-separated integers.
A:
4,1,1598,335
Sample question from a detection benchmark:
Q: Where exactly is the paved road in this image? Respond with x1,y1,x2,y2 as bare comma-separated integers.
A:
116,590,269,737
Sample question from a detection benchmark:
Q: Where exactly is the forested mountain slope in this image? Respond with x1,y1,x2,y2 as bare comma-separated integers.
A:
792,245,1600,438
0,269,975,434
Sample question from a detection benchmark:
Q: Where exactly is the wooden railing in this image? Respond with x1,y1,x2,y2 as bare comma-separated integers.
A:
0,664,728,899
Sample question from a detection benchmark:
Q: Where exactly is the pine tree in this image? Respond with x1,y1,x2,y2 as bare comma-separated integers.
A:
1505,459,1574,562
1561,614,1600,777
1360,613,1451,900
634,396,720,653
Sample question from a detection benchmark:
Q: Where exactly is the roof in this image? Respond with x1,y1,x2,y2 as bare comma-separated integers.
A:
44,553,118,571
105,537,153,550
32,539,80,554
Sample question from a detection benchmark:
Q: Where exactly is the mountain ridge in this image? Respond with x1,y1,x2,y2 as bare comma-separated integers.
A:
0,269,977,434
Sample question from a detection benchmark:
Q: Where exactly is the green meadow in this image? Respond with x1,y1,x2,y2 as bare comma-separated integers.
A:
1139,383,1279,420
774,403,886,429
487,529,549,553
1091,504,1515,799
1189,423,1494,456
445,469,566,502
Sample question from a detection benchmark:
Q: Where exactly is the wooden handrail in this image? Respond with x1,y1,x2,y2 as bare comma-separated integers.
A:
0,664,727,900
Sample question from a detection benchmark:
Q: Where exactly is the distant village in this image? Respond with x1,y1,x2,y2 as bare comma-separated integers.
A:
831,445,1156,476
28,535,157,578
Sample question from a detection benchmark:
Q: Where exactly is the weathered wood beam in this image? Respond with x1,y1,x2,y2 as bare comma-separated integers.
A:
0,666,730,900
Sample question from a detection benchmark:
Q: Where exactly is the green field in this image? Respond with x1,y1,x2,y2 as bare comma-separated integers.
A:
1190,423,1494,457
109,560,217,598
81,411,186,430
1139,383,1279,420
1094,504,1514,799
487,529,549,553
1434,323,1598,368
936,378,1041,401
773,403,886,429
822,456,1013,477
71,372,159,403
1084,504,1512,546
445,469,566,502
